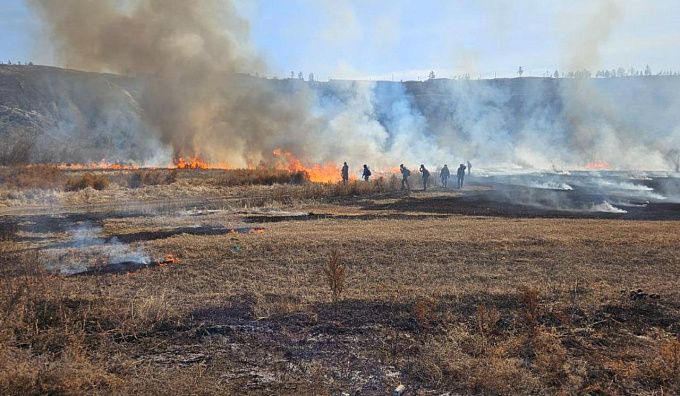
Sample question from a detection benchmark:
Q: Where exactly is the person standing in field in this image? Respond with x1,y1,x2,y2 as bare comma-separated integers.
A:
457,163,467,189
419,164,430,191
362,164,371,181
399,164,411,190
467,161,472,176
440,164,450,188
341,162,349,184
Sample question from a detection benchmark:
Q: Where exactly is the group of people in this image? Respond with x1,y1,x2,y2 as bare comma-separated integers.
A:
340,161,472,191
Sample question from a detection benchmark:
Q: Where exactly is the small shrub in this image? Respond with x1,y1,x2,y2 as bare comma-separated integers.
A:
414,298,436,329
518,286,541,335
323,249,346,302
648,339,680,388
216,169,309,187
127,169,177,188
0,165,64,189
475,304,500,336
65,173,110,191
532,330,569,386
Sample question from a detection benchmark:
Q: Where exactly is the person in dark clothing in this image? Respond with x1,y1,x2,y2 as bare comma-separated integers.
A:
440,164,450,188
341,162,349,184
457,163,467,189
419,164,430,191
399,164,411,190
467,161,472,176
362,164,371,181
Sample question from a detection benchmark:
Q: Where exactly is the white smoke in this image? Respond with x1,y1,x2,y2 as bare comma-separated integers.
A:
45,223,149,275
22,0,680,172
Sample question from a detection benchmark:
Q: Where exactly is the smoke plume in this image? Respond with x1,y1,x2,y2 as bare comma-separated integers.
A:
28,0,319,166
22,0,680,172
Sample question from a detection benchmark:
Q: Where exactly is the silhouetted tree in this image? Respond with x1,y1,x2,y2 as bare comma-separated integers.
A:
308,73,314,82
553,70,559,78
290,71,295,79
298,72,303,80
644,65,652,76
428,70,435,80
517,66,523,77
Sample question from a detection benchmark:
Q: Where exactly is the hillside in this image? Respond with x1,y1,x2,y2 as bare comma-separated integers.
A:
2,64,680,168
0,65,152,164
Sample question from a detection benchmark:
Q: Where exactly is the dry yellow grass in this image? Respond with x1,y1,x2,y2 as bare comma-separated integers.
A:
1,173,679,394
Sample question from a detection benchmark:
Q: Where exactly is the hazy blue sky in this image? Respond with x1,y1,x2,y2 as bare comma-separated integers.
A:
2,0,680,80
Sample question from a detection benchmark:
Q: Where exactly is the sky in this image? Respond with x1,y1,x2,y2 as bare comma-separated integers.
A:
2,0,680,81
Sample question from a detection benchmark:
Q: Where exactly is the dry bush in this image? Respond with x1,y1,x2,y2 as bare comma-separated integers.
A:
126,169,178,188
531,330,571,387
0,251,52,339
0,165,64,189
470,356,539,394
323,249,346,302
414,298,436,329
217,169,309,186
476,304,500,336
252,293,308,320
646,339,680,389
0,339,121,395
330,176,401,197
0,251,181,394
103,292,181,337
518,286,541,336
409,331,539,393
65,173,110,191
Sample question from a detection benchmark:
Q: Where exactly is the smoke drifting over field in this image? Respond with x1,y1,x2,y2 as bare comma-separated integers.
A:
20,0,680,171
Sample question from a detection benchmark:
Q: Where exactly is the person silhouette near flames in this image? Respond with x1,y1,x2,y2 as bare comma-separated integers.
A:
457,163,467,189
341,162,349,184
399,164,411,190
440,164,450,188
419,164,430,191
362,164,371,181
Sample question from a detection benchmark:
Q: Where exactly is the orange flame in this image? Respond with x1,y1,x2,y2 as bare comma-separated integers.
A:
272,148,340,183
584,161,610,170
162,254,180,264
41,150,347,183
173,157,233,169
157,254,180,268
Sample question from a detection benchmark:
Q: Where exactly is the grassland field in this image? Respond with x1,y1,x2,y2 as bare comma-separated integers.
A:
0,167,679,395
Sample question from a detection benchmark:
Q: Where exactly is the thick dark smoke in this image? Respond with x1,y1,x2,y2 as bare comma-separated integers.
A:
28,0,320,166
